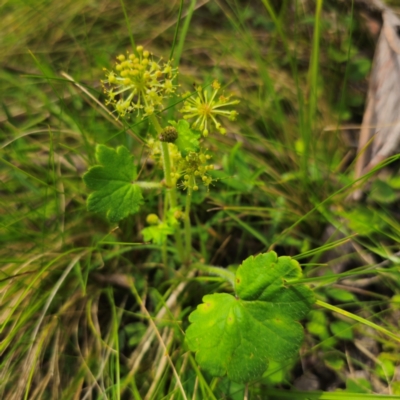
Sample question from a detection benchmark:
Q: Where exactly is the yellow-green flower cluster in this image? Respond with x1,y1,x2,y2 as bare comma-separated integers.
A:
147,139,214,190
180,80,239,137
180,151,214,191
102,45,178,117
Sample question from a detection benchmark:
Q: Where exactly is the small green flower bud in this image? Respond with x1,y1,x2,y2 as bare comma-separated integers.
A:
163,65,172,75
174,210,183,219
193,185,199,191
212,80,221,90
108,72,116,83
146,214,159,225
229,110,238,121
159,126,178,143
144,106,154,115
164,80,173,92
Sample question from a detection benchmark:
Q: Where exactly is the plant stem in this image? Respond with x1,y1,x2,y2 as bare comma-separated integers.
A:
192,263,236,286
148,114,184,263
184,176,194,264
160,142,172,183
162,242,168,279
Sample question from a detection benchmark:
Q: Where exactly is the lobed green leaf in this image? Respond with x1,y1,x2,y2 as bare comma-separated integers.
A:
186,252,314,383
83,145,143,223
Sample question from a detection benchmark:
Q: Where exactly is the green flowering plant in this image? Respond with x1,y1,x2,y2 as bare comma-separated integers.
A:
84,45,242,265
83,44,314,385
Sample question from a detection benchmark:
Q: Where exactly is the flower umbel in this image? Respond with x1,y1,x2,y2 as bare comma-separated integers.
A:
180,151,214,191
102,45,178,118
180,80,239,137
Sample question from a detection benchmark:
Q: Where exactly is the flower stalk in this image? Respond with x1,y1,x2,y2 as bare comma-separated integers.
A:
149,114,185,263
184,175,194,264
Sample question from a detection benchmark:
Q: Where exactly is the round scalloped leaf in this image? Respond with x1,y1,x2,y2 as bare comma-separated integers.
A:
185,252,314,383
83,145,143,223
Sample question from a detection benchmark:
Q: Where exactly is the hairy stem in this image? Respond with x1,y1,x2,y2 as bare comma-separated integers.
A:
148,114,184,263
184,176,194,264
192,263,236,286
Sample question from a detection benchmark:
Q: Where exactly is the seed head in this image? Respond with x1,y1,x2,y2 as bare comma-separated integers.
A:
159,126,178,143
